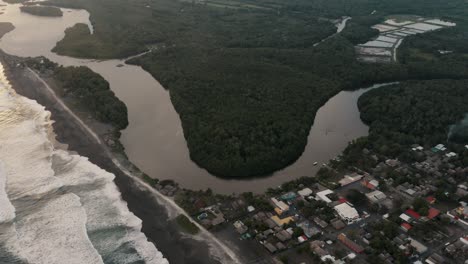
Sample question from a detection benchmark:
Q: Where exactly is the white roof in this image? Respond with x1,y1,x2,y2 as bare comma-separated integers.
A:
435,144,445,150
369,180,379,187
334,203,359,220
316,189,334,203
339,174,363,186
400,213,411,222
366,190,386,201
247,206,255,212
271,198,289,211
298,188,313,197
409,237,427,253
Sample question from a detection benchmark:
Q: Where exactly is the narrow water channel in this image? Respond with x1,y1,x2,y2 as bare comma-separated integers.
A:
0,3,384,193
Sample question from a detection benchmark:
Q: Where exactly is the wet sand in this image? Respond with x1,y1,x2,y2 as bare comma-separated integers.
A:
0,52,224,264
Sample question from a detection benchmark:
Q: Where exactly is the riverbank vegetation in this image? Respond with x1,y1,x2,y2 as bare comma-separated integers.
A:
42,0,468,177
358,79,468,163
26,58,128,130
20,5,63,17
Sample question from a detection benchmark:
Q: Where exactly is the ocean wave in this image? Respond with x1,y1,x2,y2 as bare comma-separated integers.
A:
0,63,168,264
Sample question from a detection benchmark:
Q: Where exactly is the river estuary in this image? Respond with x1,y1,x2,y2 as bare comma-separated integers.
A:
0,3,381,194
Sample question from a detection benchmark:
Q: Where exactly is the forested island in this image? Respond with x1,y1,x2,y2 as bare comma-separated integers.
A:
20,5,63,17
41,0,468,177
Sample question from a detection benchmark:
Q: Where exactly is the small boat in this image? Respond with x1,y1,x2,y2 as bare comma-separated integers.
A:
313,162,318,166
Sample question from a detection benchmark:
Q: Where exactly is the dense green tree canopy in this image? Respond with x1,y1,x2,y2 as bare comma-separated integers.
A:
42,0,468,177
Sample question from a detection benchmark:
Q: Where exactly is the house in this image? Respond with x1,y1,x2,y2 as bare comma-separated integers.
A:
298,187,313,197
425,253,445,264
362,178,380,189
446,201,468,226
427,208,440,220
297,221,321,238
247,205,255,212
426,196,436,204
297,235,308,243
313,217,328,228
275,242,286,251
310,244,329,257
264,218,278,229
280,192,297,201
400,223,412,232
264,243,277,253
331,219,346,230
405,209,421,220
409,238,427,254
339,173,363,186
316,189,334,204
445,152,457,158
271,215,294,226
337,233,364,253
233,220,248,234
275,230,292,242
366,190,387,203
271,198,289,211
334,203,360,224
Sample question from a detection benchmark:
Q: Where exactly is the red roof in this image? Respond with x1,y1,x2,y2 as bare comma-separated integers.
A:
401,223,412,231
426,196,436,204
338,197,348,204
427,208,440,219
362,180,376,189
338,233,364,253
405,209,421,220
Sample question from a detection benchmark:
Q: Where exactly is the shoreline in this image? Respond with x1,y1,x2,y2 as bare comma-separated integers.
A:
0,51,241,264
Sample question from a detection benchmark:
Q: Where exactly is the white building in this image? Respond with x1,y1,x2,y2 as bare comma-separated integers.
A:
316,189,334,204
334,203,360,224
298,187,313,197
271,198,289,211
366,190,387,203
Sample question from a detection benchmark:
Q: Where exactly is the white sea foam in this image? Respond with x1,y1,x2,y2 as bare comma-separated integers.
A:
0,63,168,263
0,163,15,223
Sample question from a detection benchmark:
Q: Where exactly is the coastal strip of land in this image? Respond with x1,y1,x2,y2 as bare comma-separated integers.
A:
0,51,241,264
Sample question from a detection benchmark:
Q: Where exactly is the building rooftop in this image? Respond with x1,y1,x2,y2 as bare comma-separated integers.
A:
337,233,364,253
334,203,359,223
405,209,421,220
298,187,313,197
271,215,294,226
271,198,289,211
316,189,334,203
427,208,440,219
401,223,412,231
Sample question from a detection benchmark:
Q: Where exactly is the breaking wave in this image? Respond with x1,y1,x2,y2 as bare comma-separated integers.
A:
0,63,168,264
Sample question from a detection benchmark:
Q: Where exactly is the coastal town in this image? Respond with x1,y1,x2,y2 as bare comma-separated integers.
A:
153,142,468,264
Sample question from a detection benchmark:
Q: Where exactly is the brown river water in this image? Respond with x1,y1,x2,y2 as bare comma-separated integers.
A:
0,3,385,193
